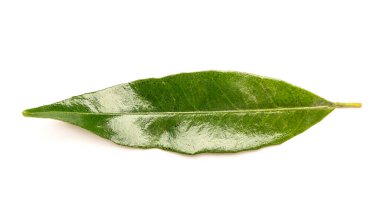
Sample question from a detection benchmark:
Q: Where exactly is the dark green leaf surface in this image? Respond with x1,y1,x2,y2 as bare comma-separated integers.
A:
23,71,360,154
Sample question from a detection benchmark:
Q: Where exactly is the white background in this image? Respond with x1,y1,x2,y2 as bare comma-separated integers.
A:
1,1,379,220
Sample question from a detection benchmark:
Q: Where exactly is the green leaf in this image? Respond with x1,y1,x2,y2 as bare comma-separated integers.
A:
23,71,361,155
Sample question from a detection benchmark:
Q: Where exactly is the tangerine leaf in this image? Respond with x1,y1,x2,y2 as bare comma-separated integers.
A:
23,71,360,154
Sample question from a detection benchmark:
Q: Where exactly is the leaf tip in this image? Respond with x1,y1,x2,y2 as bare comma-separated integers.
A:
22,109,31,117
22,108,38,117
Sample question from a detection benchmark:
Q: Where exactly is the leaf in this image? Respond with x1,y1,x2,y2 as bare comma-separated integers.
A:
23,71,361,155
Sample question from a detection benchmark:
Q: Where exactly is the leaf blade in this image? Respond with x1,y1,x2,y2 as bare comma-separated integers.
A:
23,71,349,154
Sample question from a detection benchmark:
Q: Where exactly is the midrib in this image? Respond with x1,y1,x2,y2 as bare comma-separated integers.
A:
24,106,334,117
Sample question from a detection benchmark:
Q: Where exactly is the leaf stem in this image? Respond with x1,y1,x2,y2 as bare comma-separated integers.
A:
334,102,362,108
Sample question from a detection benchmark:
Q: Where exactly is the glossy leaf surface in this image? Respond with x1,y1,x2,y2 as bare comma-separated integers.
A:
23,71,360,154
